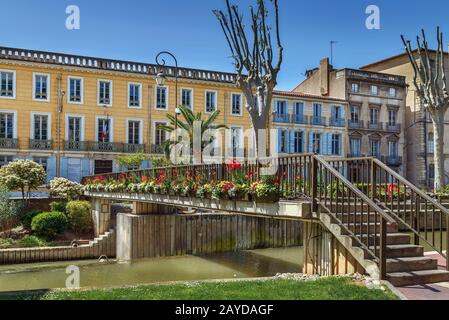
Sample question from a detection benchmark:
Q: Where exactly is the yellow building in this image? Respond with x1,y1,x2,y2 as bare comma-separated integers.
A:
0,46,347,182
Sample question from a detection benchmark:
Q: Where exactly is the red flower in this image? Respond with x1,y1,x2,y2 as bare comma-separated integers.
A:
387,184,399,194
226,160,242,171
141,176,148,183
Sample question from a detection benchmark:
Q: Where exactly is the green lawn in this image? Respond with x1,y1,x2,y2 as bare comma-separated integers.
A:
0,277,397,300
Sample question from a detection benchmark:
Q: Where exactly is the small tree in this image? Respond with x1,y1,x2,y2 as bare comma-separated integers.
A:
116,152,147,171
402,27,449,189
49,177,84,201
0,160,46,204
0,185,21,235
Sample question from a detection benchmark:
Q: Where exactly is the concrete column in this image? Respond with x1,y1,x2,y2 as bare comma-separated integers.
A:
116,212,133,262
91,198,112,236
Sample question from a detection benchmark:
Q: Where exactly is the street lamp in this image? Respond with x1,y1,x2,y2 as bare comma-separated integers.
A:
155,51,179,162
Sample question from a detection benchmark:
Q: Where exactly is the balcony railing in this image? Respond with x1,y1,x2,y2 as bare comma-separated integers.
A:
0,138,18,149
329,118,345,127
292,114,308,125
386,123,401,133
29,139,52,150
347,153,366,158
386,156,403,166
348,120,364,129
310,116,326,126
273,113,290,123
367,122,383,130
91,142,123,153
64,140,88,151
151,144,165,155
124,143,145,154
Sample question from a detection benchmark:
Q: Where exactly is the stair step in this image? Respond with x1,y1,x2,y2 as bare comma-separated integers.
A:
387,257,438,273
354,233,411,246
338,213,380,223
343,222,398,234
387,270,449,287
365,244,424,258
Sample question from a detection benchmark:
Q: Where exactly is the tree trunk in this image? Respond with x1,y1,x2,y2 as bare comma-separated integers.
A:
432,112,446,190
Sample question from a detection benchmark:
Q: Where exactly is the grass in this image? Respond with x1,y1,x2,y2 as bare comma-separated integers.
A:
0,277,398,301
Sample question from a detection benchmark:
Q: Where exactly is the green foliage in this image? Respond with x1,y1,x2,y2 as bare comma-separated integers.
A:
149,156,172,169
0,238,15,249
116,152,147,170
0,160,46,201
50,201,67,214
49,178,83,201
20,209,42,230
31,212,68,239
66,201,92,235
17,235,49,248
0,185,22,232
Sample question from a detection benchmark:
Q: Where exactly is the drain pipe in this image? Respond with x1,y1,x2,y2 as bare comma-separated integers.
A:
147,84,152,159
56,74,62,177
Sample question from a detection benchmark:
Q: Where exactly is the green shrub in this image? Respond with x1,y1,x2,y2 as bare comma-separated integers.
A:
66,201,92,235
31,212,68,239
21,209,42,230
17,235,49,248
50,201,67,214
0,238,16,249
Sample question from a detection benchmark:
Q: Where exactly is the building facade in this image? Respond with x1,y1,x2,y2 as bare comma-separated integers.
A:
0,47,348,183
294,58,407,175
361,51,449,188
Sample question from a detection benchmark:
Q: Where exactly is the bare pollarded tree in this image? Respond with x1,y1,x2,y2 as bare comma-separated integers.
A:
401,27,449,190
214,0,283,157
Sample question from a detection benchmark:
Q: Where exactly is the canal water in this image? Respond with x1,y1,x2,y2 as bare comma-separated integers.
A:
0,247,303,293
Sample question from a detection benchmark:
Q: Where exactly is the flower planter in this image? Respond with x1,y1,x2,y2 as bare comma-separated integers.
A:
251,193,280,203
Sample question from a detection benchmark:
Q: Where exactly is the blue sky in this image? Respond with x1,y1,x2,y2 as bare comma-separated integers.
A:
1,0,449,90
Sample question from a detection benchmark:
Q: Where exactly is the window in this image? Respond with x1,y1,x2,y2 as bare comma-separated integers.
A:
231,94,242,115
350,106,360,123
279,130,288,153
231,127,243,157
98,80,112,105
128,120,141,145
370,108,379,125
331,134,341,156
370,140,380,158
181,89,192,110
68,117,82,142
388,110,397,126
429,164,435,180
156,86,168,110
0,71,15,98
388,141,398,157
68,77,83,103
312,133,321,154
0,156,13,167
294,131,304,153
428,132,435,153
128,83,141,108
94,160,113,175
313,103,322,118
350,138,361,157
276,100,287,114
97,118,111,142
0,113,14,139
294,102,303,116
33,114,49,140
33,157,48,172
371,85,379,96
389,87,397,97
34,74,49,101
205,91,217,113
155,122,167,146
351,83,360,93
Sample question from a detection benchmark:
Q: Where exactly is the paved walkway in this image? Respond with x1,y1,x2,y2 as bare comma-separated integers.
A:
397,253,449,300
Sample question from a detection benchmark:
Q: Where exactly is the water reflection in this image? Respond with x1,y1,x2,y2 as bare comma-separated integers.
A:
0,247,303,293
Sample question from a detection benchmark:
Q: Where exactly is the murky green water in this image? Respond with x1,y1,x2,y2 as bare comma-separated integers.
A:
0,247,303,293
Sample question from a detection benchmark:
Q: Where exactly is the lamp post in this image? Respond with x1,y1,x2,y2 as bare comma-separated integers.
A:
155,51,181,163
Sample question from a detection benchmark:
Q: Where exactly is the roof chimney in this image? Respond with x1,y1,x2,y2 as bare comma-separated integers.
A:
320,58,330,96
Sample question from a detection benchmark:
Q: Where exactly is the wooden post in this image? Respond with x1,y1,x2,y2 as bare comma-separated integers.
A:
311,157,318,213
380,217,387,280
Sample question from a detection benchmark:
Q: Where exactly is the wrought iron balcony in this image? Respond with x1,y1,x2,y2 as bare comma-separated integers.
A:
91,141,123,153
292,114,308,125
386,123,401,133
347,153,366,158
151,144,166,155
329,118,345,127
0,138,18,149
348,120,364,129
273,113,290,124
124,143,145,153
367,122,383,130
386,156,403,166
310,116,326,126
64,140,88,151
29,139,52,150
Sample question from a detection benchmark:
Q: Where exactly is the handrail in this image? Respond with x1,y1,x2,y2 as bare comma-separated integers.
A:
373,158,449,215
315,156,395,224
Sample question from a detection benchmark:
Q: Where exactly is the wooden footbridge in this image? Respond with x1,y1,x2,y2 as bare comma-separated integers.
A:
84,155,449,287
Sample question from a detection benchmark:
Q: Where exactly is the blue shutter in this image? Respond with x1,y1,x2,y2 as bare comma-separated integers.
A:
60,157,68,179
276,129,282,153
301,131,305,154
327,133,333,155
338,134,342,156
26,156,33,161
289,130,295,154
141,160,150,169
81,159,91,178
299,103,304,117
321,133,327,155
341,106,346,120
47,157,57,182
308,132,314,153
13,156,21,161
113,160,121,173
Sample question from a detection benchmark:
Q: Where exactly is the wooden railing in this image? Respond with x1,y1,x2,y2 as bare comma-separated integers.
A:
327,157,449,270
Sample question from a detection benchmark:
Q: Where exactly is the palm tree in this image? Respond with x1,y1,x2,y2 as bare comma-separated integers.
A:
158,105,228,163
